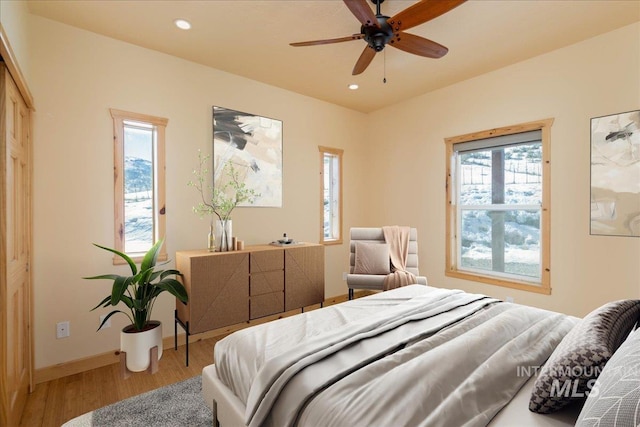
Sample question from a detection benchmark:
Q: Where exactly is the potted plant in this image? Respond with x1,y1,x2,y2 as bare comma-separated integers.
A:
188,150,259,251
84,238,188,372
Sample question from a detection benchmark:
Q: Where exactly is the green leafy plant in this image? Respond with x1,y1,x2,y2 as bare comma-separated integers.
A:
84,238,188,331
188,150,259,222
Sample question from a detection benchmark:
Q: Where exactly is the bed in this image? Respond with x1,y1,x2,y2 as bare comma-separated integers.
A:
201,285,639,427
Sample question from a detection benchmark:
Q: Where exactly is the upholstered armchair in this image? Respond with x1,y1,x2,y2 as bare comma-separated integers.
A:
347,227,427,300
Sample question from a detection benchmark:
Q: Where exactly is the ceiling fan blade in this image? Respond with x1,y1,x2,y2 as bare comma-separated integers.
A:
390,32,448,58
352,46,376,75
389,0,466,32
344,0,380,28
290,34,364,47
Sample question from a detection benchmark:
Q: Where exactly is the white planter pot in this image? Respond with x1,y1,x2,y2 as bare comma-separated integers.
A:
120,320,163,372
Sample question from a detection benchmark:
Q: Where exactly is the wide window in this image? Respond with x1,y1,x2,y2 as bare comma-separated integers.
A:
445,119,553,294
110,109,168,263
319,146,343,245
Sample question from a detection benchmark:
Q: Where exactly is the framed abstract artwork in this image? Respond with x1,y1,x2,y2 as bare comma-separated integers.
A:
213,106,283,207
590,110,640,237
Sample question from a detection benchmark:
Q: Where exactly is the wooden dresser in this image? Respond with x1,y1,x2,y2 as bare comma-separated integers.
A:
174,243,324,363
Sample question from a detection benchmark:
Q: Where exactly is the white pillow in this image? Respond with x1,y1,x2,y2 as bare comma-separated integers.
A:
353,242,390,275
576,327,640,426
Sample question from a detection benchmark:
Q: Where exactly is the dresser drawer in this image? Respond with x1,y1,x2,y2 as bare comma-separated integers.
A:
250,270,284,296
250,249,284,273
250,291,284,319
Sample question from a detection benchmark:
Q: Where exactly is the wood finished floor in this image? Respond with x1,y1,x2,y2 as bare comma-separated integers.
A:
19,335,222,427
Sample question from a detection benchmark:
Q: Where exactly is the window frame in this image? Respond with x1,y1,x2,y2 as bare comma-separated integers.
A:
444,119,553,294
319,146,343,245
110,109,168,264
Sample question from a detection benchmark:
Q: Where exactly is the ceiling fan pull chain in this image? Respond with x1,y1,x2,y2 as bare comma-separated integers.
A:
383,49,387,84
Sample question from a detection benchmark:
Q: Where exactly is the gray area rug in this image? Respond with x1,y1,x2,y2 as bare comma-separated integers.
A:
63,375,213,426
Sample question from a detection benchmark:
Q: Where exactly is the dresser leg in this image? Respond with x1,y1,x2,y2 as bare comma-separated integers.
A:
174,311,190,366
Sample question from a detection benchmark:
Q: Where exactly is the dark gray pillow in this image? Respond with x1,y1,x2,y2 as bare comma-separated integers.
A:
529,299,640,414
576,328,640,426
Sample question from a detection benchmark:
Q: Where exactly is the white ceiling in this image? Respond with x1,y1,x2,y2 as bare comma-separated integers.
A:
27,0,640,113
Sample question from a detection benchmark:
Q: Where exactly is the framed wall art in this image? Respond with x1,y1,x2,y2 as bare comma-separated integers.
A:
590,109,640,237
213,106,283,207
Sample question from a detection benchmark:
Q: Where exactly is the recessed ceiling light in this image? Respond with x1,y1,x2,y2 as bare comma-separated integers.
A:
348,84,359,90
174,19,192,30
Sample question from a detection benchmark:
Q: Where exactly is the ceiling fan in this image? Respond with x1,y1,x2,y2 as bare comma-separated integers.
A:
290,0,466,76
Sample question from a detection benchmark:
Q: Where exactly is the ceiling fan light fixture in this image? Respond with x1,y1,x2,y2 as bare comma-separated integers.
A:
372,34,386,51
174,19,192,30
348,84,359,90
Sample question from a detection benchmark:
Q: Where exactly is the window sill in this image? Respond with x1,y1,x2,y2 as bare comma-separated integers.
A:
321,239,343,246
445,269,551,295
113,253,168,266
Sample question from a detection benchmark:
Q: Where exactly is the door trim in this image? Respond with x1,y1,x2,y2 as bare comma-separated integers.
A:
0,23,35,110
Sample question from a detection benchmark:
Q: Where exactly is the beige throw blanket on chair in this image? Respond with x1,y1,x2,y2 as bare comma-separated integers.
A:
382,226,417,290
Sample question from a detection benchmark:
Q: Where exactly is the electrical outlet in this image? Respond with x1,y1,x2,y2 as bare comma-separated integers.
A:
506,296,514,303
99,314,111,329
342,272,348,280
56,321,70,339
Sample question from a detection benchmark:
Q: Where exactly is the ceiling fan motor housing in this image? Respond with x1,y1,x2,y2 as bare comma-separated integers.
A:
362,15,394,51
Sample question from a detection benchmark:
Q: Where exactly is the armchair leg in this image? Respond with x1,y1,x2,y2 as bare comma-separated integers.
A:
348,288,354,300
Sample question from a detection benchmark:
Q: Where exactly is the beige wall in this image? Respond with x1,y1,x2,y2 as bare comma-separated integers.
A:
4,8,639,371
365,22,640,317
25,15,367,369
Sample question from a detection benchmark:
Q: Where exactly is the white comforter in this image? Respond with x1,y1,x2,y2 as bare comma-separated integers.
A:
215,285,439,404
214,286,576,427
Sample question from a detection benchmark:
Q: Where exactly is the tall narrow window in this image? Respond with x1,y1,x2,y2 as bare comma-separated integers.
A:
319,146,343,245
445,119,553,294
110,109,167,263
